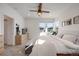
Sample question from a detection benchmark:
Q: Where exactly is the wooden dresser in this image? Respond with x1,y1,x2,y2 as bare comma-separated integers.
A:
15,33,28,45
15,35,21,45
0,34,4,54
21,34,28,45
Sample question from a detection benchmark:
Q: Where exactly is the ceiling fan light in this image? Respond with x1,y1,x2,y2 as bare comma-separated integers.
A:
37,12,42,16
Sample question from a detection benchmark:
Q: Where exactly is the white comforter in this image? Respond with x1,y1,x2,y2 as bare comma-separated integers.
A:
29,33,79,56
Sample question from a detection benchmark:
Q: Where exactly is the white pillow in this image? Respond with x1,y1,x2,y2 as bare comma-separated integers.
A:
75,37,79,45
56,33,63,38
62,34,77,43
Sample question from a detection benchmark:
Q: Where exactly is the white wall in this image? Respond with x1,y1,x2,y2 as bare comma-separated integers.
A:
58,24,79,37
25,18,55,39
59,4,79,20
0,4,25,45
0,12,4,34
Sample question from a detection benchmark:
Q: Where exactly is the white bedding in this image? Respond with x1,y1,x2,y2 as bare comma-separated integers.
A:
29,33,79,56
30,35,57,56
50,35,79,53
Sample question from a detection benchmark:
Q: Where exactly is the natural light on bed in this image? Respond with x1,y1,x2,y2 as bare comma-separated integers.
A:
36,39,46,45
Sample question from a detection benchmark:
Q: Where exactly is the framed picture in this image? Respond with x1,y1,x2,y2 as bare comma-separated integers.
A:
22,28,27,34
73,16,79,24
62,19,72,26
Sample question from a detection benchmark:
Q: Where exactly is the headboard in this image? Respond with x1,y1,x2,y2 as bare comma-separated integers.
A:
58,24,79,37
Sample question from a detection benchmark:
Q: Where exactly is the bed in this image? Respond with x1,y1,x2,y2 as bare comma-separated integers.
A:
25,24,79,56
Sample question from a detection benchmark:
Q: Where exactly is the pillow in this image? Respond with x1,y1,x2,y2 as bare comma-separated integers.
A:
62,34,77,43
56,33,64,38
75,37,79,45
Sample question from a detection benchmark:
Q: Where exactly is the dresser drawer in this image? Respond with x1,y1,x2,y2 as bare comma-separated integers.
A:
0,48,4,54
0,35,4,42
15,35,21,45
0,42,4,48
0,35,4,48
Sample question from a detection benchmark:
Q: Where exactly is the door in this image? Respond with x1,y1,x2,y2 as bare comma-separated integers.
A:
4,15,14,45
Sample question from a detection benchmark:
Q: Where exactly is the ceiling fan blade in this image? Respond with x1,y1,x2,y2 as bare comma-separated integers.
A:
30,10,37,12
42,11,50,13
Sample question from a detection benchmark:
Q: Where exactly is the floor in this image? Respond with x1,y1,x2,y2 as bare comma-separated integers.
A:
0,45,26,56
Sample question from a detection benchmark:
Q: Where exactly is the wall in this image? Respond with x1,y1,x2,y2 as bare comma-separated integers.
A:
0,4,25,45
0,12,4,34
25,17,55,39
58,24,79,37
57,4,79,29
57,4,79,36
59,4,79,20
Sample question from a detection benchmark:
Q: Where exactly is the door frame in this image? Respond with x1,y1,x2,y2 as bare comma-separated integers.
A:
4,15,14,46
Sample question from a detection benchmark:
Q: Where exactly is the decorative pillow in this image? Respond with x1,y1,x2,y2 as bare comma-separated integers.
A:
62,34,77,43
75,37,79,45
56,33,64,38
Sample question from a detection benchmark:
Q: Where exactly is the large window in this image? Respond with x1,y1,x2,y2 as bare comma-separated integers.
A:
39,23,53,34
39,21,59,35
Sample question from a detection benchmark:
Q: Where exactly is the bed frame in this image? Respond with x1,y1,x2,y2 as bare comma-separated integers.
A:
57,53,79,56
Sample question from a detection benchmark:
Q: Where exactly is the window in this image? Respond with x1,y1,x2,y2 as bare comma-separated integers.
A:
39,21,59,35
39,23,53,33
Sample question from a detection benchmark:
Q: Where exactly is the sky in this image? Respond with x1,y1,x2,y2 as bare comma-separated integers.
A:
39,23,54,28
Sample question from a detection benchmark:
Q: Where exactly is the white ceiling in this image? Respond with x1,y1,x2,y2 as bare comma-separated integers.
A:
7,3,79,19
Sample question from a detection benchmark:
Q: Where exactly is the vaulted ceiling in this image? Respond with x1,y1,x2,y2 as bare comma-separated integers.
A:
8,3,79,19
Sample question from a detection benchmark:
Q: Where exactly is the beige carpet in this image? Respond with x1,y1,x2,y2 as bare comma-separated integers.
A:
0,45,26,56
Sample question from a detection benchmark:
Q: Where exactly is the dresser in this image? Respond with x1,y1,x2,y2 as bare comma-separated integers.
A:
15,33,28,45
15,34,21,45
0,34,4,54
21,33,28,45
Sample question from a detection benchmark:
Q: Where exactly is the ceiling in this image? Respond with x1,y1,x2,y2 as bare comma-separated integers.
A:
7,3,79,19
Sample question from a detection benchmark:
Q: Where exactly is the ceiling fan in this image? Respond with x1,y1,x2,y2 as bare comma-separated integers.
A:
29,3,50,16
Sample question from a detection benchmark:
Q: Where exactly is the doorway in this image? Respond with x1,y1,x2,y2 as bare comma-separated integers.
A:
4,15,14,46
